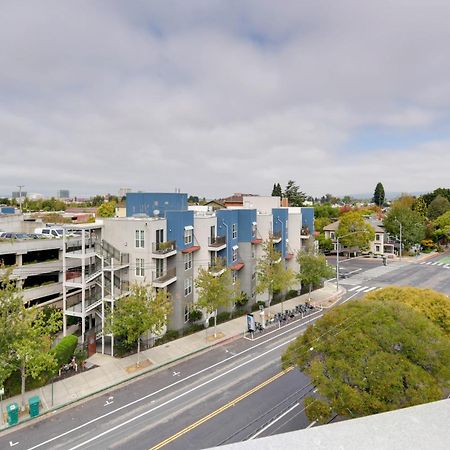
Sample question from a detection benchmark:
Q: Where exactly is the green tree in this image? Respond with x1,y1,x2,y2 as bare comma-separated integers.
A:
256,240,295,311
384,207,426,250
427,195,450,220
195,258,237,337
284,180,306,207
97,201,116,218
89,195,105,207
412,196,428,217
337,211,375,250
296,251,335,300
282,292,450,419
271,183,282,198
372,182,385,207
432,210,450,245
304,397,332,424
107,284,172,365
421,188,450,206
317,234,333,252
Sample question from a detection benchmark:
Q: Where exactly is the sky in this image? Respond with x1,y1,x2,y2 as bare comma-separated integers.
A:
1,0,449,199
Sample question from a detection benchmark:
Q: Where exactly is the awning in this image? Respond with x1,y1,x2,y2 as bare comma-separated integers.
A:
230,262,245,271
184,225,194,230
251,238,263,244
182,245,200,254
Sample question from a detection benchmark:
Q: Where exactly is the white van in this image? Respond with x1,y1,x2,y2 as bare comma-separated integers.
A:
34,227,65,238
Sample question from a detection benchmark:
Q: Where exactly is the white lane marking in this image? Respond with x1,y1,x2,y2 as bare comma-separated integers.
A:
426,262,432,265
28,314,322,450
348,286,362,292
172,371,180,377
249,402,300,440
356,286,370,292
431,262,438,265
437,263,443,266
67,335,308,450
420,262,426,265
104,396,114,406
9,442,19,447
363,287,378,293
341,291,361,305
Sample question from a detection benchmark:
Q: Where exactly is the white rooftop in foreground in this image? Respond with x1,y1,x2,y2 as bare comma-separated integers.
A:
213,399,450,450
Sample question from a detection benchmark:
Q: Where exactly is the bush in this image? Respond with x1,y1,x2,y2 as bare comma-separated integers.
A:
285,290,299,300
155,329,179,346
74,347,88,365
54,334,78,366
182,323,204,336
251,301,266,312
231,309,247,319
208,311,231,327
189,309,203,323
114,336,137,357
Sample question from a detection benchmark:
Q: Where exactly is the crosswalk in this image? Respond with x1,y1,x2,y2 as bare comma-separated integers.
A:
419,261,450,269
347,285,379,293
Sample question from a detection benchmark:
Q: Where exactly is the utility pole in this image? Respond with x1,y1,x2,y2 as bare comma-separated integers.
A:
395,218,403,261
17,185,24,212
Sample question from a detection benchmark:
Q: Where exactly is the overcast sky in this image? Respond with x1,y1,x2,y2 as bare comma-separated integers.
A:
1,0,449,199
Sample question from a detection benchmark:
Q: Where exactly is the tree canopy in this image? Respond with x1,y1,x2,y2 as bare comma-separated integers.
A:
337,211,375,250
271,183,283,198
284,180,306,207
97,201,116,218
427,195,450,220
296,251,334,298
372,182,385,207
282,290,450,421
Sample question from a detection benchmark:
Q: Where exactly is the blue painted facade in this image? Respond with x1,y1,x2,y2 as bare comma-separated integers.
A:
166,210,194,251
272,208,289,257
301,207,315,234
216,209,239,265
237,209,257,243
0,207,15,214
126,193,188,217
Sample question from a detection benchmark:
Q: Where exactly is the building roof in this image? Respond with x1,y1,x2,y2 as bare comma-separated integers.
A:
323,219,385,233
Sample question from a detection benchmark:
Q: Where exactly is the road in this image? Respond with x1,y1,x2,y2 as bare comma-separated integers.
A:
1,253,449,450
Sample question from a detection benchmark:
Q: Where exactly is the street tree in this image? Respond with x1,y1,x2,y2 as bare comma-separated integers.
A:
284,180,306,207
427,195,450,220
372,182,385,207
337,211,375,250
296,251,335,300
97,201,116,218
195,258,237,338
256,240,295,311
107,284,172,365
432,211,450,246
412,196,428,217
282,293,450,419
383,206,426,250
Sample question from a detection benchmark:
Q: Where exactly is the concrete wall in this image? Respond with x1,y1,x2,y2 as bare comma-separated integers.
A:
243,196,280,212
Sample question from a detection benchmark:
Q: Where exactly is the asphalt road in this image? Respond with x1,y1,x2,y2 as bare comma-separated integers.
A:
1,253,449,450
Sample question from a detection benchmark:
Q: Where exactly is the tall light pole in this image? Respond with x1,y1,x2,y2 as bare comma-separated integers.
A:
395,218,403,261
336,230,370,291
17,185,24,212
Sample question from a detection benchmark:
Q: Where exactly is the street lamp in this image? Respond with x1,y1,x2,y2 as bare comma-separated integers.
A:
394,218,403,261
336,230,370,291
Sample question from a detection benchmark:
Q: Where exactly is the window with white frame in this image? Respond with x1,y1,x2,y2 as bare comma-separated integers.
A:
251,246,256,259
135,258,145,277
330,232,335,240
184,304,190,323
376,234,380,241
232,247,238,262
252,222,257,238
232,270,237,284
184,228,193,245
232,223,237,239
184,277,192,296
252,271,256,281
135,230,145,248
184,252,192,270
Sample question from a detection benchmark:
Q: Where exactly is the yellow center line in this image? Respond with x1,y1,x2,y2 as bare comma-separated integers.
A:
149,367,293,450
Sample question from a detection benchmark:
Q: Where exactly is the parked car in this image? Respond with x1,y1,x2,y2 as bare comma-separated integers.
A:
34,227,65,238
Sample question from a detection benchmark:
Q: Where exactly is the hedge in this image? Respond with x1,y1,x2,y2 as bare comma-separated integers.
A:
54,334,78,366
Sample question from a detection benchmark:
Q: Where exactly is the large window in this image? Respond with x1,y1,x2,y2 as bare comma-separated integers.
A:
135,258,145,277
232,270,237,284
184,277,192,297
184,252,192,270
184,229,193,245
184,304,190,323
232,247,238,262
232,223,237,239
135,230,145,248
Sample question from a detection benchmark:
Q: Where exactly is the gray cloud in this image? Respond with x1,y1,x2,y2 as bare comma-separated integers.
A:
0,0,449,198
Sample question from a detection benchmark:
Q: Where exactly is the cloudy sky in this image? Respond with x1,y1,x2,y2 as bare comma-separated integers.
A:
1,0,449,199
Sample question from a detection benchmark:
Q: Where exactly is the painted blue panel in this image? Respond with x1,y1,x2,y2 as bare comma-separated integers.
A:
126,193,188,217
0,207,15,214
166,210,194,250
272,208,289,257
237,209,257,243
216,209,239,266
301,207,315,234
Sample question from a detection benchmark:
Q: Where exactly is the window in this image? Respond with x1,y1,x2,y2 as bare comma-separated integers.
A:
184,252,192,270
232,270,237,284
252,272,256,281
135,258,144,277
184,304,190,323
135,230,144,248
232,247,238,262
376,234,380,241
156,229,164,244
251,246,256,259
376,245,380,252
330,232,335,240
232,223,237,239
184,277,192,296
252,222,257,238
184,229,193,245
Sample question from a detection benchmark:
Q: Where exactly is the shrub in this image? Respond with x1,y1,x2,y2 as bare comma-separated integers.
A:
251,301,266,312
182,323,204,336
189,309,203,323
54,334,78,366
155,329,179,346
285,289,299,300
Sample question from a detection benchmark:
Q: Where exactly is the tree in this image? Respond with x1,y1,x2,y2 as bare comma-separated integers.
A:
271,183,282,198
284,180,306,207
337,211,375,250
428,195,450,220
304,397,332,424
256,240,295,311
296,251,335,300
282,292,450,419
412,196,427,217
372,182,385,207
195,258,237,338
384,207,426,250
421,188,450,206
107,284,172,365
432,211,450,246
97,201,116,218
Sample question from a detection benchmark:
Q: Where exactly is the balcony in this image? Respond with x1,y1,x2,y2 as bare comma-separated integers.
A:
208,262,226,277
152,240,177,258
300,226,310,239
208,235,227,251
269,231,282,243
153,267,177,288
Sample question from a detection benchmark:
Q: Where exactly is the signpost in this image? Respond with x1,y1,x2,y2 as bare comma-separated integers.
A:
0,386,4,426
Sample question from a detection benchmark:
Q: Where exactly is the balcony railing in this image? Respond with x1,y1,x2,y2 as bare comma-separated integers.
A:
152,240,176,255
153,267,177,284
208,262,226,275
269,231,282,241
208,235,226,247
301,226,310,236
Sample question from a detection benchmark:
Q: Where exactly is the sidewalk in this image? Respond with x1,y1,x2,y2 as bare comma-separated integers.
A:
0,283,344,430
